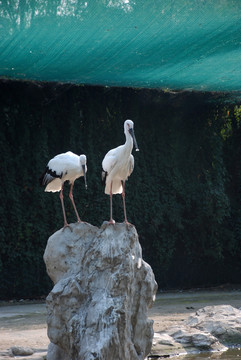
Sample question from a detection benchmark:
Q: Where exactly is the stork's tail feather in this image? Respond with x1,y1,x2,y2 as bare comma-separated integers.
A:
39,166,63,186
39,169,54,186
102,170,107,185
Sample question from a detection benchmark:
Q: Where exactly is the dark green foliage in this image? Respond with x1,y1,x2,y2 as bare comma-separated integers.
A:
0,80,241,299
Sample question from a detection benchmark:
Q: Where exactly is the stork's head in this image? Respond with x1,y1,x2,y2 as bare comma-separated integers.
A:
124,119,139,151
80,154,87,189
124,119,134,132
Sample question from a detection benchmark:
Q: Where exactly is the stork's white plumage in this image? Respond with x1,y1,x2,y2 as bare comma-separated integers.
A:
102,119,139,224
40,151,87,230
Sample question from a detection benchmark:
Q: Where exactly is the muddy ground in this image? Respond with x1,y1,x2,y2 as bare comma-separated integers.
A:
0,288,241,359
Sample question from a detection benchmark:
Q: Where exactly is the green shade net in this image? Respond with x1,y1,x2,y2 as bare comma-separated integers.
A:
1,0,241,93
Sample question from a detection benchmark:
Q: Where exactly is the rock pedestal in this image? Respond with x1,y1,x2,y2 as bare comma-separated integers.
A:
44,222,157,360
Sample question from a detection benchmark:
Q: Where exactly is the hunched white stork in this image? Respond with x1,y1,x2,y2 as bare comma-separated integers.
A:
102,119,139,224
39,151,87,230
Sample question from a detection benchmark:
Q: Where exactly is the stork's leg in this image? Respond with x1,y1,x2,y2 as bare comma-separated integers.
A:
69,183,81,223
109,181,115,224
59,185,72,231
122,181,130,224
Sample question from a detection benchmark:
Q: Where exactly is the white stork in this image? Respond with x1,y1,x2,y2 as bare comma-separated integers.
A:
102,119,139,224
40,151,87,230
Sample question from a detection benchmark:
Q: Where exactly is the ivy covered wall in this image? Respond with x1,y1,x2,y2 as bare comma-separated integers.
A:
0,80,241,299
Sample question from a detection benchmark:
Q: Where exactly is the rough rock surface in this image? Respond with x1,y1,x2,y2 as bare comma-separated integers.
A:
186,305,241,344
150,305,241,357
11,346,34,356
44,222,157,360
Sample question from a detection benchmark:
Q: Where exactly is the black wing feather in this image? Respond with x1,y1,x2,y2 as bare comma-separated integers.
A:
39,166,63,186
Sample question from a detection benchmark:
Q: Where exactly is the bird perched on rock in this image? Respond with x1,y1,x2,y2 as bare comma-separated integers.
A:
39,151,87,230
102,119,139,224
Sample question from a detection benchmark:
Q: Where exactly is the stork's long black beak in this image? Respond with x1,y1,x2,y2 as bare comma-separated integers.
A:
129,128,139,151
82,165,87,189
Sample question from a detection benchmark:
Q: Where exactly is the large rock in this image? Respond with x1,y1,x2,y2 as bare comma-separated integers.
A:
44,222,157,360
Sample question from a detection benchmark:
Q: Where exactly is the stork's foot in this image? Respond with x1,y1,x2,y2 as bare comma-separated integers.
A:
108,219,115,225
124,220,133,226
77,220,88,225
62,223,72,232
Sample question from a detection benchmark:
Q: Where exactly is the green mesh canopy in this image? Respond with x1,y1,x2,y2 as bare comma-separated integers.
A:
1,0,241,92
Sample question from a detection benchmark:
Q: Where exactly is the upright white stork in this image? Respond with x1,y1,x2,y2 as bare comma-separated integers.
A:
39,152,87,230
102,119,139,224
